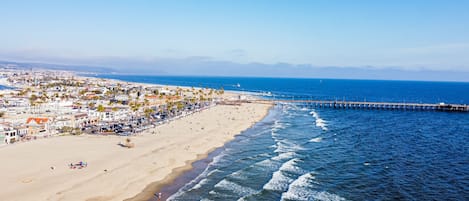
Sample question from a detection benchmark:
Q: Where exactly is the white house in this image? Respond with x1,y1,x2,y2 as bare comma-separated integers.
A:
0,123,19,144
159,89,176,96
94,107,130,122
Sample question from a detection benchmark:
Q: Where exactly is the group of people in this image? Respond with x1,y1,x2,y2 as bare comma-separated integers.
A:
69,161,88,169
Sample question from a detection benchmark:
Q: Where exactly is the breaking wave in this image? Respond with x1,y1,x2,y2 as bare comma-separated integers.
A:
280,172,345,201
310,110,328,131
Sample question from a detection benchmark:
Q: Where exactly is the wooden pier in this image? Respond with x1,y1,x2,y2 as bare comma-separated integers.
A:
247,99,469,112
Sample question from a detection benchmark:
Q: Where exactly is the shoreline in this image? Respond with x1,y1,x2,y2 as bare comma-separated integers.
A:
127,105,273,201
0,101,272,201
0,71,273,201
124,148,217,201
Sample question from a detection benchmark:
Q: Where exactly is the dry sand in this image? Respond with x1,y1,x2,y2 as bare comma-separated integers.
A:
0,103,271,201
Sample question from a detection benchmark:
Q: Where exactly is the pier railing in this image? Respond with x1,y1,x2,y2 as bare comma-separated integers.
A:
244,99,469,112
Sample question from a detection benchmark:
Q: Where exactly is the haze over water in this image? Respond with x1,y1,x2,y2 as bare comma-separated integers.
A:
96,75,469,201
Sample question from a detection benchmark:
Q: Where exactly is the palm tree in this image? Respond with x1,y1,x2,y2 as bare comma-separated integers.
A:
176,102,184,111
29,94,38,106
144,108,154,118
97,105,105,112
130,102,141,112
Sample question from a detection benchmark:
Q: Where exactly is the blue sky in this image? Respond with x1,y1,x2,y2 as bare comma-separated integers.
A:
1,0,469,79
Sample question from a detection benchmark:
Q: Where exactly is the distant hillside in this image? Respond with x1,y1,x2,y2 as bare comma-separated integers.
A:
0,60,115,73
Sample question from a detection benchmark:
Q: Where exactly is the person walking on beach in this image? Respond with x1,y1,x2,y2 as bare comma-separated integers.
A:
157,192,162,201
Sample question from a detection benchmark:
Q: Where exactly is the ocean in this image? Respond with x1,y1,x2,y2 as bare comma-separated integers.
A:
95,75,469,200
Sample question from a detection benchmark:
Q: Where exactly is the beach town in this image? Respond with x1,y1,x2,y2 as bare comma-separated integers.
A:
0,68,271,201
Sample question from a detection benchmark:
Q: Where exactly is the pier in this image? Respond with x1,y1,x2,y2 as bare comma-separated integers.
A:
246,99,469,112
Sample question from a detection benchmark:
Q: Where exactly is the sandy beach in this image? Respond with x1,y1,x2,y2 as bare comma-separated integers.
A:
0,102,271,201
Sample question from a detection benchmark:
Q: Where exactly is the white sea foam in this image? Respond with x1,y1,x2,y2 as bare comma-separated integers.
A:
281,190,347,201
281,172,346,201
190,178,210,190
310,137,322,142
253,158,280,170
272,151,297,161
211,152,228,166
281,172,316,200
275,139,305,153
229,169,251,180
206,168,224,177
289,172,316,188
213,179,257,196
271,120,285,133
271,120,290,133
168,167,225,200
280,158,304,174
263,158,304,192
310,110,328,131
263,169,293,191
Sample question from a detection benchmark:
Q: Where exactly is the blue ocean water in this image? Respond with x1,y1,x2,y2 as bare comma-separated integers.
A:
95,75,469,200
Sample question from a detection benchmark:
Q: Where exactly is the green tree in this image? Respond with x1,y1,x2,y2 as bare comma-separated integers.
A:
97,105,105,112
29,94,38,106
144,108,154,118
79,89,88,95
176,102,184,111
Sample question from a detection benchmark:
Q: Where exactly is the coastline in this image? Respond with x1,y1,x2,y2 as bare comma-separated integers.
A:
0,100,272,201
127,105,273,201
0,72,273,201
124,147,218,201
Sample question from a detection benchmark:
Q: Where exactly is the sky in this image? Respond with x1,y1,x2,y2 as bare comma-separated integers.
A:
1,0,469,80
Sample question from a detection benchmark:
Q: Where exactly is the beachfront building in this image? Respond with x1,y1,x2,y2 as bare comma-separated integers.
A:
16,125,28,137
25,117,51,135
72,113,98,128
0,122,29,144
0,123,19,144
94,107,130,122
52,116,73,131
2,130,18,144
